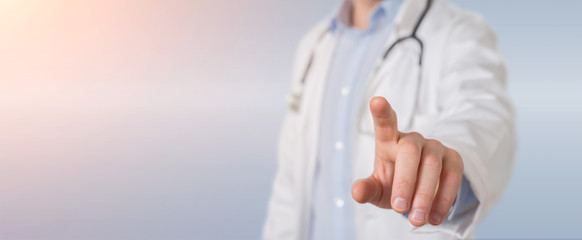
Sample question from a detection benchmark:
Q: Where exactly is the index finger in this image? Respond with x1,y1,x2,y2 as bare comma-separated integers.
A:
370,96,399,143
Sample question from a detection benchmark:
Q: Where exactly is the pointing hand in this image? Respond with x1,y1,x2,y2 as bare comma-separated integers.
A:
351,97,464,226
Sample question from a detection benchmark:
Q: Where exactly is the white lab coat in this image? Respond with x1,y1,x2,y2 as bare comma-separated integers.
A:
263,0,516,239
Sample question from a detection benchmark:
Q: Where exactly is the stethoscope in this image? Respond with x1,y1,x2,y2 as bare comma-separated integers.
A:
289,0,432,112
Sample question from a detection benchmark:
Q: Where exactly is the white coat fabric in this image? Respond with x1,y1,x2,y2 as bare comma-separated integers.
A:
263,0,516,239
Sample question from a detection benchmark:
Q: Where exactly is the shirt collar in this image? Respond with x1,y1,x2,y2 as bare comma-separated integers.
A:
329,0,403,33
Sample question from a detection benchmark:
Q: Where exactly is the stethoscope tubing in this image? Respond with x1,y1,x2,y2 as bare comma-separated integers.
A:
290,0,432,113
301,0,432,84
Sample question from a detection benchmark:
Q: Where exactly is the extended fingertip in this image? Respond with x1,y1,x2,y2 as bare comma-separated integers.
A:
369,96,388,112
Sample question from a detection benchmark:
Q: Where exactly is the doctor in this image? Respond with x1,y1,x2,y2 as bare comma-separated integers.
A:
264,0,515,239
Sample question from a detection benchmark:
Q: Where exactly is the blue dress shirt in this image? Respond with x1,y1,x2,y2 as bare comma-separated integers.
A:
310,1,479,239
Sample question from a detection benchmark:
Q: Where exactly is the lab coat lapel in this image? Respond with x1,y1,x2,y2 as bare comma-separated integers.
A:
296,31,336,239
359,0,428,131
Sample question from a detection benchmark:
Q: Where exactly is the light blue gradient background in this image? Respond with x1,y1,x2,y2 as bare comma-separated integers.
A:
0,0,581,239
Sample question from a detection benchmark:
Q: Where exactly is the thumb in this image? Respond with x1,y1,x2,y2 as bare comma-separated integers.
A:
352,177,382,204
370,96,399,143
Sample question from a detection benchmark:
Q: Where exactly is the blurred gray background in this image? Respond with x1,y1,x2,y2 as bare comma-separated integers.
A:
1,0,581,239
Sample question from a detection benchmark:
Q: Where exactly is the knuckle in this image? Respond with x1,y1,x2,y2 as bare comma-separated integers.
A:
393,179,414,193
452,160,464,175
422,154,442,169
446,149,464,172
442,170,462,185
437,196,455,208
448,149,462,161
407,131,423,140
426,138,441,147
413,191,434,203
398,141,420,157
376,117,394,127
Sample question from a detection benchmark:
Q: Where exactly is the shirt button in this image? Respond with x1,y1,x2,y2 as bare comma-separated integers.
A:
335,198,345,208
334,141,344,150
341,87,350,96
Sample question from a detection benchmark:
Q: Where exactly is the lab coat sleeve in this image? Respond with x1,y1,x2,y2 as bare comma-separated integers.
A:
423,14,516,238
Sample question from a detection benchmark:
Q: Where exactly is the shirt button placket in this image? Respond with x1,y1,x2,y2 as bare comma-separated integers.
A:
335,141,344,151
335,198,345,208
341,87,350,96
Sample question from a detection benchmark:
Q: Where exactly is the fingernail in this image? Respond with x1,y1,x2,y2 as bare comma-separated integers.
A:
429,213,441,223
393,197,407,211
411,209,426,222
